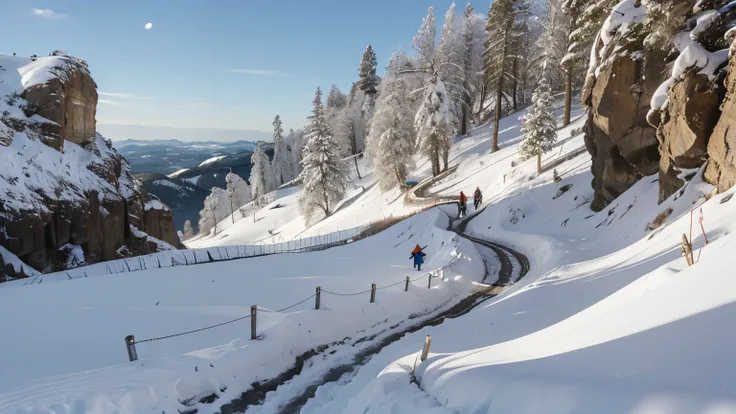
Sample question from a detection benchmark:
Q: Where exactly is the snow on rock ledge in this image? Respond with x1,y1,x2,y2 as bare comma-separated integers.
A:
0,54,182,278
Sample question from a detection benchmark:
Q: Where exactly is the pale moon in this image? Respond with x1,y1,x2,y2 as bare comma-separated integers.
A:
145,22,152,30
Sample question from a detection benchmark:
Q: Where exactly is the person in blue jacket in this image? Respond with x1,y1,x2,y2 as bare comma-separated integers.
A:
411,244,426,271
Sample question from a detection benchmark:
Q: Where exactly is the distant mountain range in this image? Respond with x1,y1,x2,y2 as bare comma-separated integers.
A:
114,139,274,232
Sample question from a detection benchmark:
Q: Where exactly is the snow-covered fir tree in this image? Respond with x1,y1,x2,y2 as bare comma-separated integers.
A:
367,52,416,190
562,0,615,91
461,3,487,135
413,7,438,71
289,128,306,177
225,172,251,220
437,2,464,133
182,220,195,239
299,87,349,221
198,187,230,235
519,64,557,175
415,74,454,176
485,0,530,152
326,84,348,109
358,45,379,96
250,141,274,200
271,115,294,186
358,45,379,148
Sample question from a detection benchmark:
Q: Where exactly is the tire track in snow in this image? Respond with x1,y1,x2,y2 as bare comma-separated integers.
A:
216,203,529,414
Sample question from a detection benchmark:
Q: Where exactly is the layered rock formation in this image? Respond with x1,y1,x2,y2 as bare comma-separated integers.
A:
584,0,736,209
0,54,181,279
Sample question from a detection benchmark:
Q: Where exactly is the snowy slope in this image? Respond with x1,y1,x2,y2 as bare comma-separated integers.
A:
0,206,483,414
5,95,736,414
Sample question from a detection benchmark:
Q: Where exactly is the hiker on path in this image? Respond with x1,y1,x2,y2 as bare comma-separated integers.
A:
473,187,483,210
459,191,468,217
410,244,427,271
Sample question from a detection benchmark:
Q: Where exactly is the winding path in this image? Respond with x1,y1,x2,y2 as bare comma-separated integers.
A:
216,172,531,414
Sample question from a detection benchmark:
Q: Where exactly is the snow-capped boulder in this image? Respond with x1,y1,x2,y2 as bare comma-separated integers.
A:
20,55,98,149
0,54,181,279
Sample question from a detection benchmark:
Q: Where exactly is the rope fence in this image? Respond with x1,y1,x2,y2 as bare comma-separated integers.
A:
124,259,457,361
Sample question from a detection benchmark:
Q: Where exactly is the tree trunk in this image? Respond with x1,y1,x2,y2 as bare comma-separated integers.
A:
442,147,449,172
461,104,468,136
431,146,440,176
512,57,518,112
353,156,362,180
537,152,542,175
563,67,572,127
476,83,488,122
492,80,503,152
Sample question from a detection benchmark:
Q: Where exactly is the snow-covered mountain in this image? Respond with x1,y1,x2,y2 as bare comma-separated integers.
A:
0,54,181,280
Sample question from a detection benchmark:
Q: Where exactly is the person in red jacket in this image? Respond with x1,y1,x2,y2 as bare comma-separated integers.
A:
459,191,468,217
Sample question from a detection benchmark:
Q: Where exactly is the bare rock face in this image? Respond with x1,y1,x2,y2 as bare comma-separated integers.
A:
655,70,722,201
705,49,736,192
583,36,666,211
0,54,183,278
21,56,98,149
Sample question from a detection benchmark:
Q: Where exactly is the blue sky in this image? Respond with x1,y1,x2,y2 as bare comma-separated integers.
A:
1,0,468,141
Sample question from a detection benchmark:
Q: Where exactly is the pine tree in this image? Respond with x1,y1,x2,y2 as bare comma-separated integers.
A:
226,172,252,222
299,87,349,221
415,74,454,176
250,141,273,200
271,115,294,186
326,84,348,109
533,0,569,122
461,3,487,134
367,52,416,190
358,45,379,96
437,2,464,136
198,187,230,235
182,220,195,239
358,46,379,150
413,7,438,71
562,0,615,114
485,0,529,152
519,65,557,175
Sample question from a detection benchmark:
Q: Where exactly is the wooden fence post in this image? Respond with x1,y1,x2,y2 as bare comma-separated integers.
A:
682,234,693,266
250,305,257,340
125,335,138,362
421,335,432,361
370,283,376,303
315,286,321,310
427,272,432,289
405,276,410,292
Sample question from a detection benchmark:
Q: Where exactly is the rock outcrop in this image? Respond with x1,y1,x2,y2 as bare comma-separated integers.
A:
582,3,664,211
21,56,98,149
0,54,182,279
655,69,723,200
584,0,736,208
706,46,736,191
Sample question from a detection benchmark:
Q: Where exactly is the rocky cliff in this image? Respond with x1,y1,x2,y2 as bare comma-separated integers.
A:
584,0,736,210
0,54,181,280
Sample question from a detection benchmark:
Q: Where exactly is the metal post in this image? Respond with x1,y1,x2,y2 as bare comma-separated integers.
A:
405,276,410,292
315,286,321,310
250,305,257,340
370,283,376,303
428,272,432,289
440,269,444,280
125,335,138,362
421,335,432,361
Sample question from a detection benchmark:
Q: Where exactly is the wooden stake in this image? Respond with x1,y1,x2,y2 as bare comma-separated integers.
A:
405,276,410,292
315,286,321,310
370,283,376,303
250,305,257,340
420,335,432,361
682,234,693,266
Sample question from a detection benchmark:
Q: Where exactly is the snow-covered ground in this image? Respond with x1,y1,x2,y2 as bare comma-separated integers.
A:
5,98,736,414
